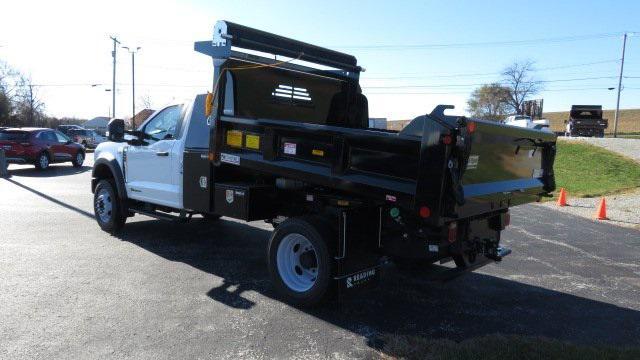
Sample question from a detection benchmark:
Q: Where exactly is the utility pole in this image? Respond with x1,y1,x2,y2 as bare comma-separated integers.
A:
123,46,140,128
110,36,120,119
613,33,628,138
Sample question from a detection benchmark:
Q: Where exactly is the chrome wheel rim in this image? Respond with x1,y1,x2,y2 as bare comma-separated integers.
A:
276,233,318,292
95,188,113,223
39,155,48,168
76,153,84,165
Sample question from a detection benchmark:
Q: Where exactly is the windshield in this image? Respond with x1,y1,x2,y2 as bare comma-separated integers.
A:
0,131,29,141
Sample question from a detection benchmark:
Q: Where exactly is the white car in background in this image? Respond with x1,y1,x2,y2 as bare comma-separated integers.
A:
68,129,107,149
502,115,552,133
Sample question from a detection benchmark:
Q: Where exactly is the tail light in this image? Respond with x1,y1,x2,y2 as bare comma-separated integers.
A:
418,205,431,218
447,222,457,243
466,121,477,133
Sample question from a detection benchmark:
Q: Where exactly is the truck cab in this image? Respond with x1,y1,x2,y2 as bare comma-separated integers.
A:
503,115,552,133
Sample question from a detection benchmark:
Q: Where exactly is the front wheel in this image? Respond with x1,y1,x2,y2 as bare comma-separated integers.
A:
94,180,126,233
267,216,334,306
72,152,84,167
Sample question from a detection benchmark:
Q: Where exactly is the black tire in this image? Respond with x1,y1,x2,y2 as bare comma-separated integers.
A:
93,179,126,233
72,151,84,167
34,152,50,170
267,216,335,307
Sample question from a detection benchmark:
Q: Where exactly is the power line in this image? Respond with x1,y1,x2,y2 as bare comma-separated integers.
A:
332,32,620,50
363,59,621,80
17,74,637,90
365,87,637,95
361,76,621,89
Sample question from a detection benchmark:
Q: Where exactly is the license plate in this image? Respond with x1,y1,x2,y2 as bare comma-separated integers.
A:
2,145,11,150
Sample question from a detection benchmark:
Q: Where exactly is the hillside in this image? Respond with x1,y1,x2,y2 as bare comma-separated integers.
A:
544,108,640,134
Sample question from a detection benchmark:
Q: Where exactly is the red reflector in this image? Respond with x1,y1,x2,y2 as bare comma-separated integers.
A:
504,212,511,227
419,206,431,218
442,135,452,145
467,121,477,133
447,222,457,243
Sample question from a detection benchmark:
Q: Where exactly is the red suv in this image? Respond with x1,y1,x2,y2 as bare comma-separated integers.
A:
0,128,85,170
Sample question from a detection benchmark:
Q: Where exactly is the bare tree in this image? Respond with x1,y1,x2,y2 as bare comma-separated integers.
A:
0,60,19,107
15,76,45,127
501,60,541,114
138,94,153,110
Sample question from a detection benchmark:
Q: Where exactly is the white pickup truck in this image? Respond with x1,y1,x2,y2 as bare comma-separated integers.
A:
502,115,552,133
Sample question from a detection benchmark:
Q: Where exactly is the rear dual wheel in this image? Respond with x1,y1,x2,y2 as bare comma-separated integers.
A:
268,216,334,306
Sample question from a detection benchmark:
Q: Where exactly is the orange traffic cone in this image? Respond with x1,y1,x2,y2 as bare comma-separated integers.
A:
595,197,608,220
557,188,568,207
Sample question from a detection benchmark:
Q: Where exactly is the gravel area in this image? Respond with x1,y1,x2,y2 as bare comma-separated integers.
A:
559,136,640,163
538,189,640,229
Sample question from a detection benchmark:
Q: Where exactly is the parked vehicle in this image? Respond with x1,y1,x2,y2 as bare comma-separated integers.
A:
503,115,552,133
68,129,107,148
57,124,85,136
91,21,557,306
565,105,608,137
0,128,85,170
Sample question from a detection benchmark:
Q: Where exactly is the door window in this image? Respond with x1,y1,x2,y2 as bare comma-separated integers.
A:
39,131,58,142
54,131,70,143
143,105,182,141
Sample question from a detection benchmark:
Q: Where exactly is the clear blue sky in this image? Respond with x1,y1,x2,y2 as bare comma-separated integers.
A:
1,0,638,119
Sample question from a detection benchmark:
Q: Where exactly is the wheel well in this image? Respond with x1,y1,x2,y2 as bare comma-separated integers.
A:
92,163,114,192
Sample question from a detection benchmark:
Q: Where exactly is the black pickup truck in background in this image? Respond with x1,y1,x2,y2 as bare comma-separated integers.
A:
565,105,608,137
96,21,557,306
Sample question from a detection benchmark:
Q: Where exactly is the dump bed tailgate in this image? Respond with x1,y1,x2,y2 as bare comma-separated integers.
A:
456,120,556,217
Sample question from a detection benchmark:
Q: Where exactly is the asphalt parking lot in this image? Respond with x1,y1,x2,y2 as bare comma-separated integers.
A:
1,155,639,359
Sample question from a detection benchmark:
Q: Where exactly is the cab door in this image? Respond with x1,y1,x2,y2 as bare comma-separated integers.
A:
125,105,184,208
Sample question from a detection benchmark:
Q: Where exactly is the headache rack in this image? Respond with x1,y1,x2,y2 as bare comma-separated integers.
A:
195,20,362,79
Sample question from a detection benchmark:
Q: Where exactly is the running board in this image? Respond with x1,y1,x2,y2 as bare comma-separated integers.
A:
128,208,189,222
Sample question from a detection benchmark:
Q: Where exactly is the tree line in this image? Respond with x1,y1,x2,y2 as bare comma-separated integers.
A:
467,60,541,121
0,60,84,129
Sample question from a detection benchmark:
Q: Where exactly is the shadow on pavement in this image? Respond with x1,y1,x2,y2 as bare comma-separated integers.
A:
115,217,640,355
8,165,91,178
2,177,95,219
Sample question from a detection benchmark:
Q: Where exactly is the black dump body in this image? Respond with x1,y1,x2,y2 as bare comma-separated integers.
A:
568,105,608,137
191,21,557,228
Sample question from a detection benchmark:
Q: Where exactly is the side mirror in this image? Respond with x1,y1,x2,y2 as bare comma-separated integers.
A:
107,118,125,142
